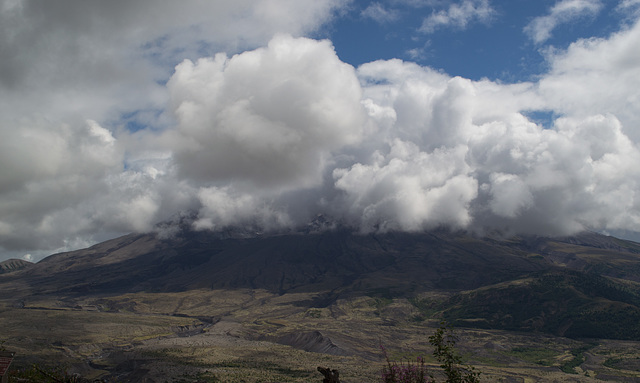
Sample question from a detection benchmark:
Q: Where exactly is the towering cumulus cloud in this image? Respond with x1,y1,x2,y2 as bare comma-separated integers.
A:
167,35,365,191
347,44,640,236
164,35,366,231
161,25,640,237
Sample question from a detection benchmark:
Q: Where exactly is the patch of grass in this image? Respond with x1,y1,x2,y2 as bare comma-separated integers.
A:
408,297,441,318
506,347,559,366
387,350,436,364
198,359,314,382
603,356,640,371
372,297,393,308
195,371,220,382
8,364,82,383
5,290,640,382
367,287,396,300
438,270,640,340
604,357,623,369
305,308,322,318
468,355,510,368
141,348,182,359
560,345,593,374
371,297,393,316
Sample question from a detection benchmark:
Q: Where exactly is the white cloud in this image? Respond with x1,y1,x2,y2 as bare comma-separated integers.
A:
0,1,348,260
166,34,365,191
619,0,640,7
194,186,291,232
487,173,534,219
538,18,640,140
362,3,400,23
617,0,640,16
420,0,495,33
2,1,640,262
334,141,477,231
0,119,122,195
163,21,640,239
348,21,640,236
0,0,349,133
524,0,603,44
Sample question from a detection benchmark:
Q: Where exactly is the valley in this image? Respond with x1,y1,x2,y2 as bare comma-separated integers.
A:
2,229,640,382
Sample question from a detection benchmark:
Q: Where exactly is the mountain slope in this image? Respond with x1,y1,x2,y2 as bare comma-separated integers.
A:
2,229,548,297
431,270,640,340
0,258,32,274
2,228,640,340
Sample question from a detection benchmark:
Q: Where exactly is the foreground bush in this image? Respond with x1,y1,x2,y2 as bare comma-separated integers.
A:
381,351,431,383
380,322,481,383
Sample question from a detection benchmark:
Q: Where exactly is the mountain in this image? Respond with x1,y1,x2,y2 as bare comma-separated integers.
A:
2,228,640,341
4,228,640,382
1,228,547,296
0,258,32,274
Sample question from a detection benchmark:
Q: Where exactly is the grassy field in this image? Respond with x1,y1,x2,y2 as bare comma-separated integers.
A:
2,290,640,382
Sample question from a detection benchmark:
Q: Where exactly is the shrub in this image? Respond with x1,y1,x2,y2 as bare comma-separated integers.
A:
380,322,481,383
380,346,432,383
428,322,480,383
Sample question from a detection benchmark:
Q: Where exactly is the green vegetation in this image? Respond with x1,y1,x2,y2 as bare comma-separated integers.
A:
409,297,441,318
560,345,593,374
372,297,393,308
381,322,481,383
603,357,623,369
430,270,640,340
429,323,480,383
305,308,322,318
602,356,640,371
9,365,86,383
372,297,393,316
506,347,559,366
6,229,640,382
381,353,429,383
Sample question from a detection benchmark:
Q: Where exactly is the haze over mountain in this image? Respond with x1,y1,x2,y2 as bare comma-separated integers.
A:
1,1,640,262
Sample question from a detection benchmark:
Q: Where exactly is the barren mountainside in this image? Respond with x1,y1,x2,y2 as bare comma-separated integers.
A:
2,228,640,340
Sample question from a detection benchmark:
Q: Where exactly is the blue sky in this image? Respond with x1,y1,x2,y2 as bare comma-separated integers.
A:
1,0,640,262
326,0,632,80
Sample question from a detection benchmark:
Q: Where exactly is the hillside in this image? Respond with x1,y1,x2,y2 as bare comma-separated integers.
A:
0,258,32,274
7,229,545,295
2,229,640,339
2,228,640,381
